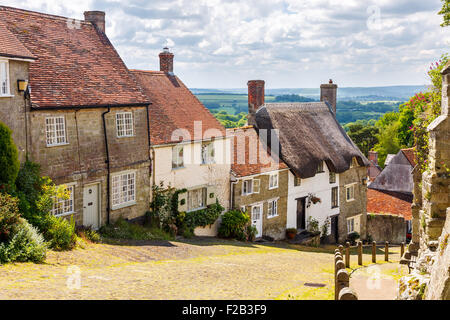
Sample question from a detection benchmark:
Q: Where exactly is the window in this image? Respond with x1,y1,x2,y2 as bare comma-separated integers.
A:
0,60,10,96
316,161,324,173
345,184,355,202
253,179,260,193
52,185,74,216
187,188,207,211
269,173,278,189
329,172,336,184
268,199,278,218
242,179,253,195
347,218,355,234
116,112,134,137
172,145,184,169
331,187,338,208
294,176,301,186
112,171,136,208
45,116,67,146
201,142,215,164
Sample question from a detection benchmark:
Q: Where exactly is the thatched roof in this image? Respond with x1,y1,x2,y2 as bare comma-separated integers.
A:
254,102,369,178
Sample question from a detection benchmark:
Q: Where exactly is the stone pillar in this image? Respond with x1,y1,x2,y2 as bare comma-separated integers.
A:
335,259,345,300
338,244,344,255
336,269,350,299
339,287,358,300
357,241,363,265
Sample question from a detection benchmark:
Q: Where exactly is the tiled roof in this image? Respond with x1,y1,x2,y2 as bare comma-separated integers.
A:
131,70,226,145
367,189,412,220
401,148,416,167
0,6,149,108
228,126,288,177
0,22,36,60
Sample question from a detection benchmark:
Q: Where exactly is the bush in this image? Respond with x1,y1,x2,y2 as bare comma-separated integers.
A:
41,214,77,251
76,226,101,243
182,200,223,234
0,122,20,189
99,218,174,241
307,217,320,235
218,210,251,241
347,231,360,245
0,193,21,243
0,218,47,264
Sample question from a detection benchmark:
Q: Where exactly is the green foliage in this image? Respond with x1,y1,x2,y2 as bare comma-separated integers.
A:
0,193,21,243
183,199,223,233
274,94,315,102
40,214,77,251
218,209,252,241
347,231,360,245
307,217,320,235
344,120,379,156
99,218,174,241
438,0,450,27
0,121,20,189
149,182,187,229
212,111,248,128
0,218,47,264
77,226,101,243
374,118,403,167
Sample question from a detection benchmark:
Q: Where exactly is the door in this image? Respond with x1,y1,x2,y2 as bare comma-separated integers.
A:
251,204,263,238
83,184,100,230
330,215,339,243
296,197,306,230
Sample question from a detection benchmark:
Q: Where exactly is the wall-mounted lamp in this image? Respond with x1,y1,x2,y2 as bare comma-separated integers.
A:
17,79,28,93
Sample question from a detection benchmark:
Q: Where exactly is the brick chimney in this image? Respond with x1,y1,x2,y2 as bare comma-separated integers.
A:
84,11,105,33
368,151,378,163
159,47,174,74
247,80,265,126
320,79,338,115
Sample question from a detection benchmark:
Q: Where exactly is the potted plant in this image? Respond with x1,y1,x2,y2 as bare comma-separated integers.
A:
286,228,297,239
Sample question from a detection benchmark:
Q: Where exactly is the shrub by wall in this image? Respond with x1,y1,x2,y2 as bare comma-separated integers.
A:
0,121,19,188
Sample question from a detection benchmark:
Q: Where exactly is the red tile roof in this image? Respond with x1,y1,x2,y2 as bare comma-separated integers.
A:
0,22,36,60
228,126,288,177
131,70,226,145
367,189,412,220
401,148,416,167
0,6,149,108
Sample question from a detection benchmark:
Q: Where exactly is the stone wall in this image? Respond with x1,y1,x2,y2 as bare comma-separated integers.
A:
366,213,406,244
338,164,368,242
233,169,289,240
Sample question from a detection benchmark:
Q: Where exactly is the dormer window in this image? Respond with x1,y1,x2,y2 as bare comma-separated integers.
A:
0,60,10,96
316,161,324,173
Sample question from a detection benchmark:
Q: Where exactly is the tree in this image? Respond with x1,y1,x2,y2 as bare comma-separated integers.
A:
345,120,379,156
0,122,20,189
439,0,450,27
374,121,403,167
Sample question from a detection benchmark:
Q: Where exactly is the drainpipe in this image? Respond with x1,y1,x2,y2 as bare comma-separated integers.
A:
102,106,111,225
230,175,238,209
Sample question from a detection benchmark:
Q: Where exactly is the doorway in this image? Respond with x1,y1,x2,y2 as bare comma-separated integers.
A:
83,183,100,230
296,197,306,230
251,204,263,238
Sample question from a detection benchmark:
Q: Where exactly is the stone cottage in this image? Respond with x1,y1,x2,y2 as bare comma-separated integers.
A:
131,49,231,236
248,80,369,243
0,6,152,228
228,126,289,240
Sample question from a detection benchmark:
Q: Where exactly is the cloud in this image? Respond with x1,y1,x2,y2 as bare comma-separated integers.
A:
1,0,447,88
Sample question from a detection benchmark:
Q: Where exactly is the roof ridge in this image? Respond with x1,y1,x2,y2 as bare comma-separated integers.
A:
0,5,89,25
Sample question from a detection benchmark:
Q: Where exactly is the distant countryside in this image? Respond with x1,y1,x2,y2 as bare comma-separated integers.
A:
194,85,427,129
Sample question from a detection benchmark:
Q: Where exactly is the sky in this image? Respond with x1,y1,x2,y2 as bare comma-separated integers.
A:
1,0,449,88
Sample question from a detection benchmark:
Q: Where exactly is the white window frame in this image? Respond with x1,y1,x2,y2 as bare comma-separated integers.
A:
242,179,253,195
0,60,11,97
267,198,279,218
116,112,134,137
187,187,207,212
201,142,215,165
172,145,184,169
45,116,68,147
347,218,355,234
253,179,260,194
269,172,279,190
345,183,356,202
51,184,75,217
111,170,136,210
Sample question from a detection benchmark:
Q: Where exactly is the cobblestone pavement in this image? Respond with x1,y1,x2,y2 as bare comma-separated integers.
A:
0,238,336,300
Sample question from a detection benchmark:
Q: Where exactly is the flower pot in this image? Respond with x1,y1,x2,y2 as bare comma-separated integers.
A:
287,232,296,240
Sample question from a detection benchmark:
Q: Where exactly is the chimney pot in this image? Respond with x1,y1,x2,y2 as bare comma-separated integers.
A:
247,80,265,126
368,151,378,162
320,80,338,115
84,11,106,33
159,47,174,73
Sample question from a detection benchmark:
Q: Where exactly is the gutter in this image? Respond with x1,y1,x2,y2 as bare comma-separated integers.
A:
102,106,111,225
31,102,151,111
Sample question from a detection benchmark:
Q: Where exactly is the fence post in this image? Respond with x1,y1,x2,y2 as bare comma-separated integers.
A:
401,242,405,258
335,260,345,300
339,287,358,300
336,269,350,299
345,242,350,268
338,244,344,255
385,241,389,262
372,241,376,263
357,241,363,265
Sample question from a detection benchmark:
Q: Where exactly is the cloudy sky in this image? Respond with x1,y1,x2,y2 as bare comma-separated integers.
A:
2,0,448,88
